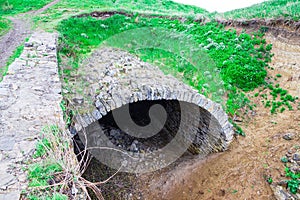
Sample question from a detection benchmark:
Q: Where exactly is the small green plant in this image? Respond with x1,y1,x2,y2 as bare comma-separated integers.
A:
267,177,273,184
25,125,109,199
59,100,74,127
230,119,245,136
0,17,10,36
281,156,288,163
285,167,300,194
25,126,79,199
0,44,24,81
33,138,51,158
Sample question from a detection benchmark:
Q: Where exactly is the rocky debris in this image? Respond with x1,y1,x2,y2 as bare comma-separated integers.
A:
293,153,300,162
271,147,300,200
72,96,84,105
283,133,295,140
24,42,34,47
271,185,298,200
0,31,64,199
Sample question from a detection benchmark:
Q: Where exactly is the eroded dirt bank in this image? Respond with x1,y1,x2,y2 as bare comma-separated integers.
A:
132,33,300,200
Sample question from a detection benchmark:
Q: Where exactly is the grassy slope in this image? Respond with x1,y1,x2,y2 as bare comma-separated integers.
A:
0,0,53,15
57,14,275,116
0,16,9,36
34,0,208,30
219,0,300,20
0,0,55,35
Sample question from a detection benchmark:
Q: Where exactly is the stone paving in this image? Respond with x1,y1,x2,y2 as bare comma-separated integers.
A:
0,31,63,199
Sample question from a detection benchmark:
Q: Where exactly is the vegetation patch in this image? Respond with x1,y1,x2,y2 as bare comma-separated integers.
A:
285,167,300,194
33,0,207,30
0,16,10,36
57,13,273,132
24,126,76,199
0,43,24,81
219,0,300,21
24,125,112,199
0,0,53,15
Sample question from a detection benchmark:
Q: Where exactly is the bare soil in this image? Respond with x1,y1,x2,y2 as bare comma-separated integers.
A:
133,33,300,200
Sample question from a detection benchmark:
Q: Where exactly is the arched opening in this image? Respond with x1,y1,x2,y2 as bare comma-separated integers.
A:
73,99,227,199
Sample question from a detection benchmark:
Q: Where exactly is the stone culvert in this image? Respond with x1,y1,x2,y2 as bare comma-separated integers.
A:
69,47,234,173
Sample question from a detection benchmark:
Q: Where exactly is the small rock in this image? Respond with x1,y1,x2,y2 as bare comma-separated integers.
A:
73,96,84,105
277,180,287,187
17,174,27,183
24,42,34,47
0,137,15,151
69,127,77,135
130,143,138,152
133,140,139,144
271,185,293,200
71,184,78,195
283,133,295,140
292,153,300,161
110,129,120,138
290,166,300,174
46,45,56,51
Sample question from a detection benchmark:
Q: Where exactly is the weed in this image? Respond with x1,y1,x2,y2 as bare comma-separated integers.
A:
33,138,51,158
267,177,273,184
59,100,74,127
285,167,300,194
25,124,120,199
0,16,10,36
229,119,245,136
0,44,24,81
281,156,288,163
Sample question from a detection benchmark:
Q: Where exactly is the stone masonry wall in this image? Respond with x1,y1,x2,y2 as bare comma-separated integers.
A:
71,47,234,153
0,31,63,199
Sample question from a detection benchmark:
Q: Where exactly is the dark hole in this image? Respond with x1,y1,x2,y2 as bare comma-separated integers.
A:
73,99,220,199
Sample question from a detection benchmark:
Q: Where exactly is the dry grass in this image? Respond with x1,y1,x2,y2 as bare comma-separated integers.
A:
25,122,123,200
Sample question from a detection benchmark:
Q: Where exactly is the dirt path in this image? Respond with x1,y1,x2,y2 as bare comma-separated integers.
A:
134,33,300,200
0,0,60,68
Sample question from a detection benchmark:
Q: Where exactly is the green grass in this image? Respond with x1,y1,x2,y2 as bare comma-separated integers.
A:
219,0,300,21
0,44,24,81
24,125,77,200
57,14,273,119
33,0,208,30
0,16,10,36
0,0,53,15
285,167,300,194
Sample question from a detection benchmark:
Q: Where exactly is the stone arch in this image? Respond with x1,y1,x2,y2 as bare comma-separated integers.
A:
71,47,233,156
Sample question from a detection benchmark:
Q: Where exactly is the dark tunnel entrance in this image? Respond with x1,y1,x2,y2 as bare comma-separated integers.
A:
73,99,226,199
